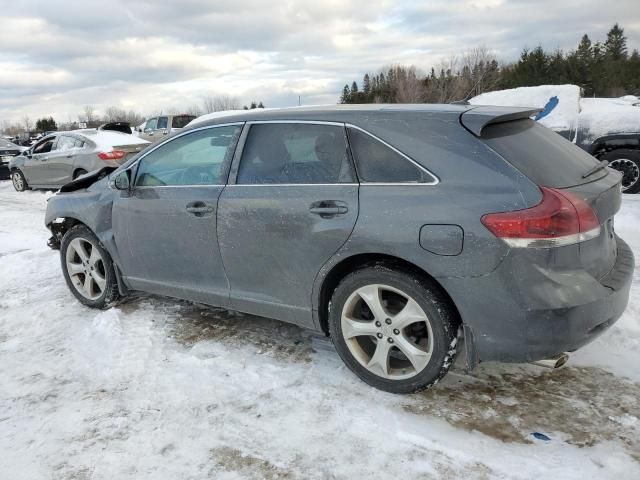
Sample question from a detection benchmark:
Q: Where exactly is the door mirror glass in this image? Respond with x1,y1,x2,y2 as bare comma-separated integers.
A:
111,170,130,190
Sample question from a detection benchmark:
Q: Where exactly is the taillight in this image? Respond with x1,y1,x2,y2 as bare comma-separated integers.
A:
98,150,126,161
481,187,601,248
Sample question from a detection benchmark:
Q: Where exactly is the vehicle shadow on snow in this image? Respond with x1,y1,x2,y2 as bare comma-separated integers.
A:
117,294,640,462
117,294,318,364
407,365,640,461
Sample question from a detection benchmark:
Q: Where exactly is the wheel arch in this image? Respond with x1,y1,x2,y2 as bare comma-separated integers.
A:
590,134,640,156
314,252,463,337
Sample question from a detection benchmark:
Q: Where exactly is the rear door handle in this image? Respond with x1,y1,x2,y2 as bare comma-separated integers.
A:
186,201,214,216
309,201,349,217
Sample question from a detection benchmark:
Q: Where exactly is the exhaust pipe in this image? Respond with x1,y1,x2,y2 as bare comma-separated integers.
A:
531,353,569,369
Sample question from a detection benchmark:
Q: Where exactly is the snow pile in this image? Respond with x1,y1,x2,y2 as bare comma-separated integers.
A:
578,97,640,141
470,84,582,131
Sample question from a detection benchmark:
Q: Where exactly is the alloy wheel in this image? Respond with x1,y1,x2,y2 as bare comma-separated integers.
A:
65,238,107,301
340,284,433,380
12,172,24,191
609,158,640,192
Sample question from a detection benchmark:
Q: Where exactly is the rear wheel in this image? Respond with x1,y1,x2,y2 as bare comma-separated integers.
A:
60,225,119,308
601,149,640,194
73,169,88,180
11,170,28,192
329,265,458,393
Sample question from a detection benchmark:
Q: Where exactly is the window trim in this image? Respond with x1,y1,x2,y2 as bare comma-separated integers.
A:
227,120,439,186
346,125,439,186
130,122,245,189
229,120,358,186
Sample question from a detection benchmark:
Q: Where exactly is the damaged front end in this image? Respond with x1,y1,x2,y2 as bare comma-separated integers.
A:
46,167,118,250
59,166,117,193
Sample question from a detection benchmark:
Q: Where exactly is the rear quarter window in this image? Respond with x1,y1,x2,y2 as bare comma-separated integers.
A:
347,127,436,183
482,119,606,188
172,115,196,129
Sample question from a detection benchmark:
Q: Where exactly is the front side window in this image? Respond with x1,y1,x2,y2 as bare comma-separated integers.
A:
347,128,435,183
145,118,158,131
157,116,168,130
33,137,55,154
135,125,241,187
236,123,354,184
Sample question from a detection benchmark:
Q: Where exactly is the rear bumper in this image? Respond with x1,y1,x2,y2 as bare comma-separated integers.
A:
441,236,634,363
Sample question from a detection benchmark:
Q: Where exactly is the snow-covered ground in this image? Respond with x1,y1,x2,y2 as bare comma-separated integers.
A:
0,181,639,479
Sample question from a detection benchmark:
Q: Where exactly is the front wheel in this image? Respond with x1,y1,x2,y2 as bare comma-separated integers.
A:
601,149,640,194
329,265,458,394
11,170,28,192
60,225,120,308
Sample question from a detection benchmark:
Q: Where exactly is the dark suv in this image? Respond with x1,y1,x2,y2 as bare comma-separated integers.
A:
44,105,634,393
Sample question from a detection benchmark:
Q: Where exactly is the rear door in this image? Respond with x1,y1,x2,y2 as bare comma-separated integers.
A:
113,123,244,307
47,135,77,184
481,119,622,278
217,121,359,326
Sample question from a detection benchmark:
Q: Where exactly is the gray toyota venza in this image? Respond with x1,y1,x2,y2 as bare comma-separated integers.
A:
45,105,634,393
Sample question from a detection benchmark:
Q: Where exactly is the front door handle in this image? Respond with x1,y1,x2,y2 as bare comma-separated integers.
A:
309,200,349,217
186,201,214,216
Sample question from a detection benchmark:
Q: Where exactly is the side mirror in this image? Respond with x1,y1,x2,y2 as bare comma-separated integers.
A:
110,170,131,190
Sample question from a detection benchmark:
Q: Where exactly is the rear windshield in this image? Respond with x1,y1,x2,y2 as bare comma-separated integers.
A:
172,115,196,129
482,119,606,188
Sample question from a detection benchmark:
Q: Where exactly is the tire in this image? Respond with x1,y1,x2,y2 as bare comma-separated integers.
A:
601,149,640,194
328,264,458,394
60,225,120,309
11,169,28,192
73,169,88,180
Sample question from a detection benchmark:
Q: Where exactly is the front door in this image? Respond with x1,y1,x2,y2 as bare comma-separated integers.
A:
113,124,244,307
140,117,158,142
25,136,57,185
217,122,359,326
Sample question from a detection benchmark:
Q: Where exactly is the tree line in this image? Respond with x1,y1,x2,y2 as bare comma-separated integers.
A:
1,95,265,136
340,24,640,104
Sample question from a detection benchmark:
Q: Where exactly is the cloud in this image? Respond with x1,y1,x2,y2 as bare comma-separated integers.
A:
0,0,638,123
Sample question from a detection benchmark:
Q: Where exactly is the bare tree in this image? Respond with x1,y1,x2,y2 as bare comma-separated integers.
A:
202,95,241,113
81,105,96,124
22,115,33,132
185,104,202,117
104,106,127,122
394,66,425,103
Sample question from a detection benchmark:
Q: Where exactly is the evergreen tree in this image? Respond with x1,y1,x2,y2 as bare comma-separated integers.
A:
350,81,358,95
363,73,371,98
257,101,265,108
340,84,351,104
605,23,627,60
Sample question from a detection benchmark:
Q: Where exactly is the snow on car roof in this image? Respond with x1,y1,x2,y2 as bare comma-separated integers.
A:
578,97,640,141
72,129,150,149
470,84,581,132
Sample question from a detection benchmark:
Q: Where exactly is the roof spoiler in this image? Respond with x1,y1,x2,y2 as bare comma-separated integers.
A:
460,106,541,136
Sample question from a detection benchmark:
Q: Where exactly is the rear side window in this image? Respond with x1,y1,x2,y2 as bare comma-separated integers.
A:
347,128,434,183
172,115,196,129
135,125,241,187
56,136,77,151
236,123,355,184
482,119,605,188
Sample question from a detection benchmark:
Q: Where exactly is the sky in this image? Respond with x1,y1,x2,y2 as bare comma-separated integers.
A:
1,0,639,124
